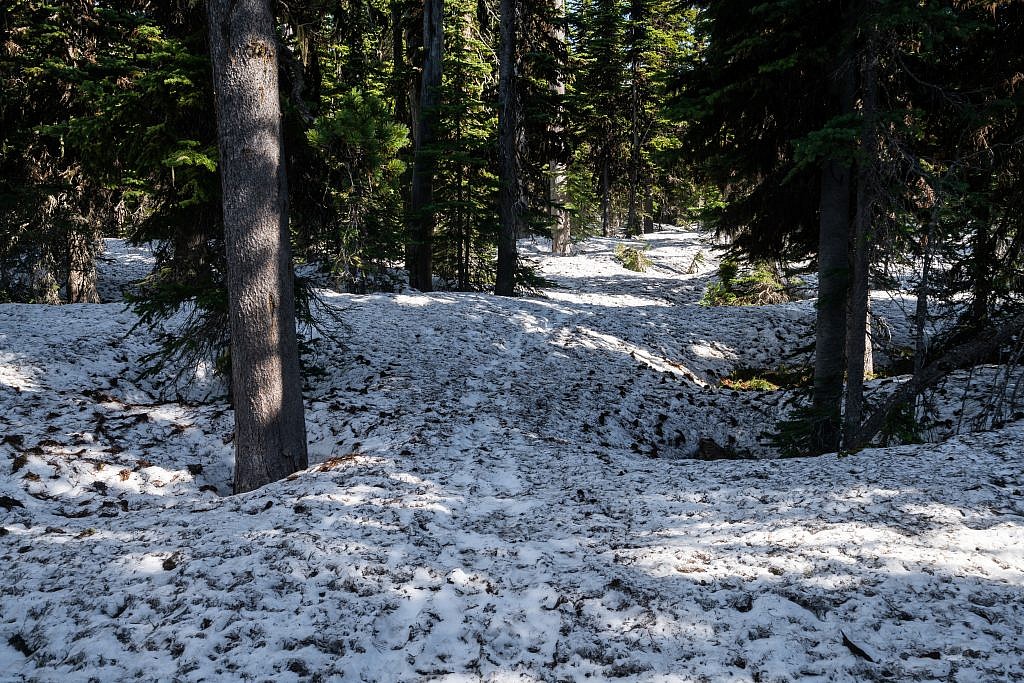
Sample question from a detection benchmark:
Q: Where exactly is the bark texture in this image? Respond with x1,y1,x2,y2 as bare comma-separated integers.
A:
65,231,99,303
810,41,855,455
208,0,308,494
408,0,443,292
495,0,523,296
549,0,571,256
812,156,852,454
843,26,879,441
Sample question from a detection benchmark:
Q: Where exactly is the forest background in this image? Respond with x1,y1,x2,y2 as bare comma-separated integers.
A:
2,0,1022,471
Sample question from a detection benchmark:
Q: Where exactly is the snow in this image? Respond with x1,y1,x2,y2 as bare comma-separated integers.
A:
1,228,1022,681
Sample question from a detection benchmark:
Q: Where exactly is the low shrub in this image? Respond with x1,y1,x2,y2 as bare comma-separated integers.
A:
614,244,653,272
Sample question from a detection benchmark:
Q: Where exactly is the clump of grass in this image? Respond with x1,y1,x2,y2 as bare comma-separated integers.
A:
721,376,780,391
701,260,789,306
614,244,653,272
720,365,812,392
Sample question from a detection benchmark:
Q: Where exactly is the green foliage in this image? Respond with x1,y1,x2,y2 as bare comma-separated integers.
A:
721,376,778,392
769,404,838,458
721,365,811,392
700,260,786,306
614,243,652,272
878,402,923,448
429,0,500,291
301,88,409,288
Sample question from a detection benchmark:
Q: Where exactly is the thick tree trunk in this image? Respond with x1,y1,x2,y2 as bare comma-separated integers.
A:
843,27,878,442
549,0,571,256
810,35,855,455
812,156,853,454
495,0,522,297
408,0,443,291
208,0,308,494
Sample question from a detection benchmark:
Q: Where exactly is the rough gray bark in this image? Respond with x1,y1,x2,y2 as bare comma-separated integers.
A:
207,0,308,494
810,40,855,455
549,0,571,256
408,0,443,292
495,0,523,296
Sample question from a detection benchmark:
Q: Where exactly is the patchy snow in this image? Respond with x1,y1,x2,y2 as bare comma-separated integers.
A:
2,226,1022,681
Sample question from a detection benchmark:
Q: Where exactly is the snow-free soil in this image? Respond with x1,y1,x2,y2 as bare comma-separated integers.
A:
1,228,1022,682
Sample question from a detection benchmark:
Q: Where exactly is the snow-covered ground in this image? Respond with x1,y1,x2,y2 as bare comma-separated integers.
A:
1,228,1022,681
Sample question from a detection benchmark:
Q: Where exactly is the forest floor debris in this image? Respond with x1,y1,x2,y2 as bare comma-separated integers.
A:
1,227,1022,681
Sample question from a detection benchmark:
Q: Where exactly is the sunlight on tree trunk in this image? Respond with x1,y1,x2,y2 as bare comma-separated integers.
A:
208,0,308,494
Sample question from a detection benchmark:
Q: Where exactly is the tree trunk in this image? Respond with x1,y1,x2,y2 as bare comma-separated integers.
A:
495,0,522,297
549,0,571,256
408,0,443,292
600,156,611,237
208,0,308,494
65,230,99,303
625,0,643,237
812,157,852,454
810,31,855,455
843,25,878,442
644,187,655,233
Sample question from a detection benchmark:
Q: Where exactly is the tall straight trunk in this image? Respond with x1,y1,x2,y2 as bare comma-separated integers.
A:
812,155,852,454
843,24,879,442
495,0,522,297
549,0,571,256
408,0,443,291
643,186,654,233
625,0,643,237
810,19,855,455
600,156,612,237
626,108,640,235
208,0,308,494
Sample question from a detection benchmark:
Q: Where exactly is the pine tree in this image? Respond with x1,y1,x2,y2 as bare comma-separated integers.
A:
207,0,308,493
495,0,524,296
570,0,629,236
408,0,444,291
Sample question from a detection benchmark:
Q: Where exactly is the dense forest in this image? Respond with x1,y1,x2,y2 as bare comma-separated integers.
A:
1,2,1023,678
4,0,1021,485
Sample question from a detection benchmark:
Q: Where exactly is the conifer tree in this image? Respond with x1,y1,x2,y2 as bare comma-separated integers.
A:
207,0,308,493
495,0,525,296
408,0,444,291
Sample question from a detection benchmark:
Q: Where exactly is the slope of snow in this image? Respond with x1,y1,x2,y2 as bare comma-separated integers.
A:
1,227,1022,681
